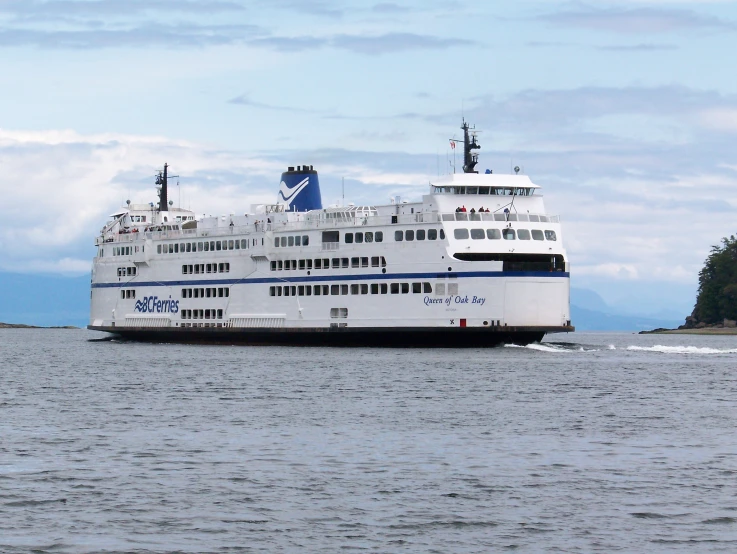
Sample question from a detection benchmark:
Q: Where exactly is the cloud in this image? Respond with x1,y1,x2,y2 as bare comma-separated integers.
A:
256,0,344,19
455,86,737,136
3,82,737,293
247,32,474,55
596,42,678,51
538,7,734,34
0,128,280,274
246,35,327,52
0,23,263,49
371,3,411,14
331,32,473,54
0,0,246,20
228,93,327,114
698,108,737,132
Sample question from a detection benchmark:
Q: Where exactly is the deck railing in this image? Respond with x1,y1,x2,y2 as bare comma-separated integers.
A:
96,211,560,245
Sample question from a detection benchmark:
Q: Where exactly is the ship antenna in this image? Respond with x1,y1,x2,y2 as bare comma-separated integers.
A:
155,163,179,211
462,119,480,174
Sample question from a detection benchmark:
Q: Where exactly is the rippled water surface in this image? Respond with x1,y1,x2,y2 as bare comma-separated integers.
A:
2,329,737,552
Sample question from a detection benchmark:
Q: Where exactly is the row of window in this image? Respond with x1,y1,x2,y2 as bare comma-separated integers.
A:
269,282,433,297
113,246,138,256
274,235,310,248
182,263,230,274
344,231,384,244
117,267,137,277
434,186,535,196
181,309,224,320
270,256,387,271
452,228,557,241
130,215,147,222
181,287,230,299
120,290,136,299
393,229,446,242
181,322,223,328
158,238,260,255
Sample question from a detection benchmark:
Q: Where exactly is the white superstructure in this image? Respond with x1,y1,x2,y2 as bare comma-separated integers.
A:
89,123,573,346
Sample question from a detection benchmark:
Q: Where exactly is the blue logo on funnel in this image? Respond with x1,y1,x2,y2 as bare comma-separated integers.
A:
278,166,322,212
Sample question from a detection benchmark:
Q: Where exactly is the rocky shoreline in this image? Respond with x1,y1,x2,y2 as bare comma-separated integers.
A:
640,327,737,335
640,317,737,335
0,322,78,329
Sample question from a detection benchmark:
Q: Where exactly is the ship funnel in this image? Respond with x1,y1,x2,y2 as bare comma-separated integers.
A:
277,165,322,212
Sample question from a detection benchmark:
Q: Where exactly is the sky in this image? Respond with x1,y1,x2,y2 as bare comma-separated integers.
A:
1,0,737,321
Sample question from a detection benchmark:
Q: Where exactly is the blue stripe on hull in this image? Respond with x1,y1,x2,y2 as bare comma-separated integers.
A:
92,271,570,289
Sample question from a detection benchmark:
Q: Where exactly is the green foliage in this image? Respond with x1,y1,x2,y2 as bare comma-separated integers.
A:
694,234,737,323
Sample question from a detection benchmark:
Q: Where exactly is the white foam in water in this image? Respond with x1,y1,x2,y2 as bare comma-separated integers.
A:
504,343,598,353
608,345,616,350
627,345,737,354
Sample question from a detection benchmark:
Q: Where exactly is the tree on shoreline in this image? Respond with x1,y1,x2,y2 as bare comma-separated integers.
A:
690,235,737,325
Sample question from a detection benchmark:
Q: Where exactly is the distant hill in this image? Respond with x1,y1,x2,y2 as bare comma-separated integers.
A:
571,287,682,331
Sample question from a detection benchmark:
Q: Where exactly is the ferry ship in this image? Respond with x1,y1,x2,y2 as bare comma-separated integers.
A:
89,122,573,346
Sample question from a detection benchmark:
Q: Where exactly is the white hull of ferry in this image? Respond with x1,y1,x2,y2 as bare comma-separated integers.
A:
89,139,573,347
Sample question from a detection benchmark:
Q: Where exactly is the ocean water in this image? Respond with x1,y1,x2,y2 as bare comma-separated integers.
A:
2,330,737,553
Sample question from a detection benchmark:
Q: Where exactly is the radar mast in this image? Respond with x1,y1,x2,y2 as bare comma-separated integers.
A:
462,120,480,174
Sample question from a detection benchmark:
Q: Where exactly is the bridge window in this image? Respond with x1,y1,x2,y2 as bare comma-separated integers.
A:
365,232,373,243
351,257,359,268
375,231,383,242
417,229,425,240
355,232,363,244
487,229,501,240
406,230,414,241
394,230,403,242
454,229,469,240
503,229,515,240
518,229,531,240
531,230,544,241
322,230,339,243
288,236,294,247
545,230,557,241
471,229,485,240
428,229,437,240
